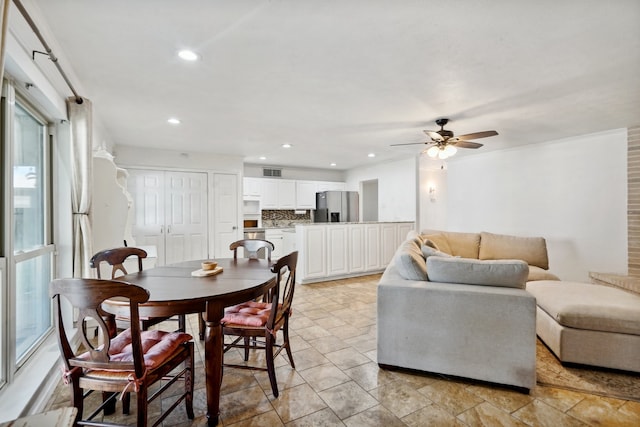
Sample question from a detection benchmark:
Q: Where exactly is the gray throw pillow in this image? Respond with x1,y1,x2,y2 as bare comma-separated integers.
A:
421,245,453,259
426,257,529,289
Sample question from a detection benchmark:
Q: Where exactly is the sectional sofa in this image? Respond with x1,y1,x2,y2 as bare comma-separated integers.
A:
378,230,557,391
378,229,640,392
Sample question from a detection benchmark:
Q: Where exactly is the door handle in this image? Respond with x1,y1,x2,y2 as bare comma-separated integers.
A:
232,226,237,230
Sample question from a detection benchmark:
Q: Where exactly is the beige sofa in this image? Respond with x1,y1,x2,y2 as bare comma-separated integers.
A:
377,230,557,391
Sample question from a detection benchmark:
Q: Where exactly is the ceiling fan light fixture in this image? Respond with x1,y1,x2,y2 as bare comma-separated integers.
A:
438,149,449,160
444,145,457,156
426,146,439,158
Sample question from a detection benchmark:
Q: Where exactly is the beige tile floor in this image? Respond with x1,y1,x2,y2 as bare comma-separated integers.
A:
45,274,640,426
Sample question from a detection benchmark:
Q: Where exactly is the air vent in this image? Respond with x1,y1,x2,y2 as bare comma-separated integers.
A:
263,168,282,178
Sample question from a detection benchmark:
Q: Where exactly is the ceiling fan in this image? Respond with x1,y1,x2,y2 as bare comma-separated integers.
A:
391,118,498,159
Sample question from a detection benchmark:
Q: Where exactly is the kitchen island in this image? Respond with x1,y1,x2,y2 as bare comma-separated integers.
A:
294,222,414,284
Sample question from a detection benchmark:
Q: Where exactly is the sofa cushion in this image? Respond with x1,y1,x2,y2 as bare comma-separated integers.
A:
421,233,452,255
442,231,481,258
527,281,640,335
421,245,453,260
479,232,549,270
426,257,529,289
395,238,428,281
527,265,560,282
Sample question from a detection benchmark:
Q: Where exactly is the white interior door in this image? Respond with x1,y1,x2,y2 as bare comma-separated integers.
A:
213,173,239,257
128,169,209,266
128,169,166,264
165,172,209,264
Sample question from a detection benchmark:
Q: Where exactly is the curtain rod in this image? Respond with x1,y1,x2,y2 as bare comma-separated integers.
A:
12,0,83,104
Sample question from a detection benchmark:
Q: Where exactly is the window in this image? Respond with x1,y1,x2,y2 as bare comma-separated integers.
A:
1,82,54,386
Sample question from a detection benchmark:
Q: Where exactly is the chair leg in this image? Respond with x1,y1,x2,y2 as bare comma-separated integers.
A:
137,386,148,427
283,317,295,369
68,378,83,424
185,343,195,419
102,391,116,415
244,337,250,361
122,391,131,415
265,333,279,397
178,314,186,332
198,314,205,341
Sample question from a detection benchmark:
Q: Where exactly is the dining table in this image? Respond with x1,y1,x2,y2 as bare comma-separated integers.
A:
102,257,276,426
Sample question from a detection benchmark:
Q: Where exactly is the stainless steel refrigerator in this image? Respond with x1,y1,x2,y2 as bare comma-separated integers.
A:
314,191,359,222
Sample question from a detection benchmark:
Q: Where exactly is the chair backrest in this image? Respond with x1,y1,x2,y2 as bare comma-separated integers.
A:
90,247,147,279
266,251,298,329
50,278,150,378
230,239,275,262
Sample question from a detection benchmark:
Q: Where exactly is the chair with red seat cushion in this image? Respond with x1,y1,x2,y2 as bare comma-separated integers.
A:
222,251,298,397
50,278,195,427
90,247,188,333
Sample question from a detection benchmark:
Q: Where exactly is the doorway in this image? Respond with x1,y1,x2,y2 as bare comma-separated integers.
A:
361,179,378,222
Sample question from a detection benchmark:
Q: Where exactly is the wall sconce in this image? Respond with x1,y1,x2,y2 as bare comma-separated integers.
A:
428,186,436,202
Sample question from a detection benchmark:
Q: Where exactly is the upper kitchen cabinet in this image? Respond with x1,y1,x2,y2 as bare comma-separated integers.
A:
261,179,279,209
296,181,317,209
243,177,262,200
277,180,296,209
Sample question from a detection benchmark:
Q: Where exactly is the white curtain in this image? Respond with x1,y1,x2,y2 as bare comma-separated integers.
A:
68,97,94,278
0,0,10,84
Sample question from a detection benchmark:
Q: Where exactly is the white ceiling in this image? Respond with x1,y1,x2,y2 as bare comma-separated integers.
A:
20,0,640,170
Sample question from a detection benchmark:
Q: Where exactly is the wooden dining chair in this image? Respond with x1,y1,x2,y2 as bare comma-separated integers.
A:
221,251,298,397
90,247,186,333
230,239,275,262
50,278,194,427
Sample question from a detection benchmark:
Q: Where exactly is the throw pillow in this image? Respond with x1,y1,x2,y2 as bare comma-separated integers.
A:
426,257,529,289
395,238,428,281
479,232,549,270
421,245,453,259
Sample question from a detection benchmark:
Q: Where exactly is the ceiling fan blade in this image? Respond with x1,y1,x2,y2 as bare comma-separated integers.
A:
452,140,483,149
390,141,430,147
423,130,444,142
456,130,498,140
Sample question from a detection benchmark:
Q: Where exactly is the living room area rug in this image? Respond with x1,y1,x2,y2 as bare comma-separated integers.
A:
536,339,640,402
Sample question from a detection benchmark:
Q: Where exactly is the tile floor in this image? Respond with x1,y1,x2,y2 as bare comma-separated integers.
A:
45,274,640,426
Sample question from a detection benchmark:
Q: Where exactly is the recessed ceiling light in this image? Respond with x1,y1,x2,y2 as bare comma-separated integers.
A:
178,50,199,61
282,143,292,148
167,118,181,125
330,162,337,167
259,156,267,160
368,153,376,158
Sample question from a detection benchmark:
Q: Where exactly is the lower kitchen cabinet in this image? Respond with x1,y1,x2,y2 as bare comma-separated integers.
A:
265,229,284,259
296,222,414,284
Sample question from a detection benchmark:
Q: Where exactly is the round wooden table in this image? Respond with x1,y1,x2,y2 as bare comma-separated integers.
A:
103,258,275,426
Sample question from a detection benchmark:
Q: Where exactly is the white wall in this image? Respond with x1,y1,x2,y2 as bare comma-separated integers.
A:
419,128,628,281
345,156,417,222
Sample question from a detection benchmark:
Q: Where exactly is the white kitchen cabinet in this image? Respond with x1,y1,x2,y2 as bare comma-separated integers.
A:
381,223,398,265
364,223,382,270
348,224,365,273
295,222,414,284
277,180,296,209
265,229,284,259
261,179,278,209
397,222,414,243
299,226,327,280
282,229,297,257
296,181,317,209
326,225,349,276
243,177,262,199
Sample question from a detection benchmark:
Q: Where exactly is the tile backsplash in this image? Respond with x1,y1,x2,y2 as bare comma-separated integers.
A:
262,210,312,227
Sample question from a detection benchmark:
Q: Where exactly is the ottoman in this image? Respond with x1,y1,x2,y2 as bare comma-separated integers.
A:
526,280,640,372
